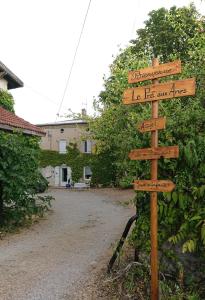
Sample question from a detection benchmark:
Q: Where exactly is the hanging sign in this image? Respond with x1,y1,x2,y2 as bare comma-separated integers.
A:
123,78,196,105
129,145,179,160
128,60,181,83
138,117,166,133
134,180,175,192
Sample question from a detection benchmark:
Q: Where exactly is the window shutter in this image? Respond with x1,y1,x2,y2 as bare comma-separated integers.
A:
87,140,92,153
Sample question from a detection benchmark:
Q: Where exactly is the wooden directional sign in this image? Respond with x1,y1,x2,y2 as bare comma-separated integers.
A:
138,117,166,133
129,145,179,160
123,78,196,105
128,60,181,84
134,180,175,192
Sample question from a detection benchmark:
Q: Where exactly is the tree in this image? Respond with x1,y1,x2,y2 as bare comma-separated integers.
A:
0,91,51,226
90,3,205,260
0,90,15,112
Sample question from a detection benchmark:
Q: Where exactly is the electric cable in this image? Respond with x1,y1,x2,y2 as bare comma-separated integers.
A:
55,0,92,121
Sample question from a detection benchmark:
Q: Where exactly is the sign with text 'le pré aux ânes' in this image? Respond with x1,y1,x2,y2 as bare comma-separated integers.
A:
123,78,195,105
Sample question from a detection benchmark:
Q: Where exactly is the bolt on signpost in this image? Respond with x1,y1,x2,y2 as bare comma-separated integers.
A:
122,58,196,300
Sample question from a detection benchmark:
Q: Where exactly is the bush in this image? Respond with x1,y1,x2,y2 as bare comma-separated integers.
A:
119,176,133,189
30,172,49,193
0,132,53,227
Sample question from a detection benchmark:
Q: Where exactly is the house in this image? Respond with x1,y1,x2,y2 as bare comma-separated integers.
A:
0,60,23,90
0,60,45,137
37,113,93,187
0,106,45,137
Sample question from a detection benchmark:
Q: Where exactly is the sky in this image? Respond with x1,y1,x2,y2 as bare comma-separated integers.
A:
0,0,204,124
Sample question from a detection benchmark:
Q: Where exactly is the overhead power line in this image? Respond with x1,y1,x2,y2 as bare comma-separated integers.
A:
55,0,92,121
24,83,58,106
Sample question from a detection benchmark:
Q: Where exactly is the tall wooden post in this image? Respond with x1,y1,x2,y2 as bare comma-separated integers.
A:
122,58,195,300
151,57,159,300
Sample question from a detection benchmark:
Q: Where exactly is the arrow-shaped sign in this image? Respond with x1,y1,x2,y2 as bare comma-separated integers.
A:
128,60,181,83
123,78,196,105
138,117,166,133
129,146,179,160
134,180,175,192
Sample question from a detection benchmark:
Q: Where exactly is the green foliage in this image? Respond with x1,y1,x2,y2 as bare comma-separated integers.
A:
0,89,15,112
89,7,205,296
90,151,116,186
40,143,116,186
132,4,201,62
92,3,205,250
40,143,92,183
40,150,68,168
0,132,52,227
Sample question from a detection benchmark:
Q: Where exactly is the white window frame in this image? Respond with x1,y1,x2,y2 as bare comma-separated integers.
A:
83,166,92,180
59,140,67,154
83,140,92,153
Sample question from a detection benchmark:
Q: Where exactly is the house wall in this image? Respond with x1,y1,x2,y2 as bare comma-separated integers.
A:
39,123,88,152
41,165,72,187
39,122,93,186
0,78,8,90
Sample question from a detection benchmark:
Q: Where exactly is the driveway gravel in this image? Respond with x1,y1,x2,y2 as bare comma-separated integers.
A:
0,188,134,300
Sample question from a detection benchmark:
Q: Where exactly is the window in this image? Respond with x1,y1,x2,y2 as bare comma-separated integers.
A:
84,166,92,180
59,140,67,153
83,140,92,153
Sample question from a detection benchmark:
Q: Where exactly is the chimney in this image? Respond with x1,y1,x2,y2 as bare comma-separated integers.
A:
82,108,86,116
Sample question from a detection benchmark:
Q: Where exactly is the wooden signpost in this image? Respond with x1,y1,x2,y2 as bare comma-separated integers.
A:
122,58,196,300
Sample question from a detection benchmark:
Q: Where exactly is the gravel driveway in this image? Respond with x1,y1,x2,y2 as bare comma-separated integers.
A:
0,188,134,300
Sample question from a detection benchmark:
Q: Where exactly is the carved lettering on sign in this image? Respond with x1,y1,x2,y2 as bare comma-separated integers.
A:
134,180,175,192
128,60,181,83
123,78,196,105
138,117,166,133
129,146,179,160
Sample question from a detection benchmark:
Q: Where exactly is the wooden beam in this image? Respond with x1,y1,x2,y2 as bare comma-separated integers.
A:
138,117,166,133
128,60,181,83
123,78,196,105
134,180,175,192
129,146,179,160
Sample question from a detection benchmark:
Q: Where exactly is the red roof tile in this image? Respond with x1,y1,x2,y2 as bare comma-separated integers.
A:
0,106,45,136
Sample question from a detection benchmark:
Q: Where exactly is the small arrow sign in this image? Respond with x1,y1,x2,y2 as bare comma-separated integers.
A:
129,146,179,160
138,117,166,133
134,180,175,192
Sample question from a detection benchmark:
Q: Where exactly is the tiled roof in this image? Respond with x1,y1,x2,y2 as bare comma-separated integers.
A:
0,106,45,136
0,61,24,89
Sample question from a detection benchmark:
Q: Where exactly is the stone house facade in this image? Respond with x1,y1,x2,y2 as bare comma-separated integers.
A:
37,117,93,187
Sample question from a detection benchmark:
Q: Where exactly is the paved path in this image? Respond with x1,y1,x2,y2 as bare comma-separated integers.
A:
0,189,134,300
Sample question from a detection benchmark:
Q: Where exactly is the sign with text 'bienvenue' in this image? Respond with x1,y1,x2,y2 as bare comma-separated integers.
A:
129,146,179,160
128,60,181,83
134,180,175,192
123,78,196,105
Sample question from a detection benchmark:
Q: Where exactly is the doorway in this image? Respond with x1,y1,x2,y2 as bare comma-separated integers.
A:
60,166,71,187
